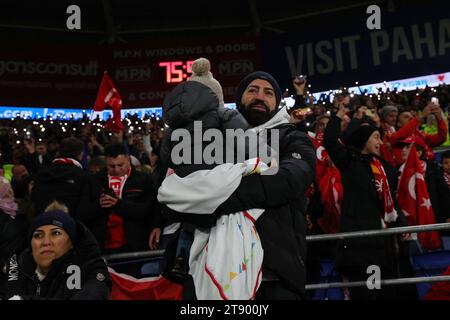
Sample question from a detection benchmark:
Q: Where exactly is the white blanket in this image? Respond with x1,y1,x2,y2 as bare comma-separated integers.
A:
158,159,267,300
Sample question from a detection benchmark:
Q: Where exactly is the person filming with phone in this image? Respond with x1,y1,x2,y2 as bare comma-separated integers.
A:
289,75,317,130
90,143,158,277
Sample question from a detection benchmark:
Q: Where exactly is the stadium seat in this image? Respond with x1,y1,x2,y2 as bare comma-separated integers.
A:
441,237,450,250
311,259,344,300
410,250,450,299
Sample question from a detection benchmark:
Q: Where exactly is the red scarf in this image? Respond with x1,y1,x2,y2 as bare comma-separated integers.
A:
104,168,131,249
370,157,398,225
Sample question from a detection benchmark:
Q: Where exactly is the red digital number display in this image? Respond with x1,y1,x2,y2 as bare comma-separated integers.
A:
159,60,194,83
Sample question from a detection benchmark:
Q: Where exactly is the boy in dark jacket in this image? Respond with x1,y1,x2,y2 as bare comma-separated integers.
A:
323,103,407,300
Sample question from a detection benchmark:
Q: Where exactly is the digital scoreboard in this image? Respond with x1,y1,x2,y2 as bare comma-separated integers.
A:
158,60,195,83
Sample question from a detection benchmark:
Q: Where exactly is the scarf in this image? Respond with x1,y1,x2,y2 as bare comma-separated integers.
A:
0,178,17,219
370,157,398,224
52,158,82,168
104,167,131,249
108,167,131,198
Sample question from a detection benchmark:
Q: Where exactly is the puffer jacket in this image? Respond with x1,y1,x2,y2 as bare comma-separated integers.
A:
0,222,111,300
160,81,249,169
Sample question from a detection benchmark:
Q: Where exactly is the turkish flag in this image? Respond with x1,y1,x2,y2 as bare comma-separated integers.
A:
397,146,441,250
318,166,342,234
109,268,183,300
424,266,450,300
310,132,330,182
309,133,343,234
94,71,124,132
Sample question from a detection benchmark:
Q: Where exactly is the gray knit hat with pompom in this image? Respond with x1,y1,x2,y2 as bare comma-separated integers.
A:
188,57,224,107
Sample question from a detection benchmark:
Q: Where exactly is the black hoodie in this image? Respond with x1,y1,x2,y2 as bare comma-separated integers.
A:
0,222,111,300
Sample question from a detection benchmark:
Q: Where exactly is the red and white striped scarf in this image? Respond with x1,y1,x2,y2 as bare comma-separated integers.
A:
370,157,398,225
108,167,131,199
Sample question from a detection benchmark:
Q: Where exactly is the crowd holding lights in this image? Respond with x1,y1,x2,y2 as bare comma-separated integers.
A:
0,78,447,147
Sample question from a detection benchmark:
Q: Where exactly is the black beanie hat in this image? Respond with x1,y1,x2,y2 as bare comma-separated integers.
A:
347,125,379,150
235,71,282,111
29,210,78,244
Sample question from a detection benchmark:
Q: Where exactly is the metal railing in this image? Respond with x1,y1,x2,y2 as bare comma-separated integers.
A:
306,222,450,242
103,223,450,261
103,223,450,291
306,275,450,290
104,249,165,262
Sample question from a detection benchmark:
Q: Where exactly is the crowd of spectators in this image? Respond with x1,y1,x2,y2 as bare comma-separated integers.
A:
0,73,449,300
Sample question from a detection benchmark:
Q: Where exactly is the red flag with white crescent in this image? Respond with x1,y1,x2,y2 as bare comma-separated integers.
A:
317,166,342,234
108,268,183,300
397,146,441,250
309,132,343,234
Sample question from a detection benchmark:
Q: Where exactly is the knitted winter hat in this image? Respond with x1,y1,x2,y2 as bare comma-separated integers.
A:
380,105,398,120
235,71,282,111
347,124,379,150
188,57,224,107
29,210,78,244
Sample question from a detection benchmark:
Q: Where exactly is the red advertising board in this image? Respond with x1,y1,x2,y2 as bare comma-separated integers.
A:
0,37,261,108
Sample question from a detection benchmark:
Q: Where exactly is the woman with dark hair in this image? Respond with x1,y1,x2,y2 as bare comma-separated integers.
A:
1,201,111,300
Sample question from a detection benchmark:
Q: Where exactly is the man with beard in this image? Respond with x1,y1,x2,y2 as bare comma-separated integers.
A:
228,72,315,299
161,71,316,299
235,72,280,127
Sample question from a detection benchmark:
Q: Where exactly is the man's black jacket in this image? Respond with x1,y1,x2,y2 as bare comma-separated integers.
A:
90,167,158,252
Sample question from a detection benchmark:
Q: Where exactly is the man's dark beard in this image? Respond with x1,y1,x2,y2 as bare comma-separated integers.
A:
239,101,274,127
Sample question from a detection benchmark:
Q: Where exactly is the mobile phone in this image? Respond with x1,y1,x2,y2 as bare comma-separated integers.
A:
294,75,306,84
365,109,375,118
431,97,439,105
102,188,117,198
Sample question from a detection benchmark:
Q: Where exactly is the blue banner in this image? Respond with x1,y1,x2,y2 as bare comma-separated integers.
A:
0,106,163,120
262,4,450,93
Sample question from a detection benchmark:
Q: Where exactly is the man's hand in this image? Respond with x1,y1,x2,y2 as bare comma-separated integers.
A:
148,228,162,250
99,194,119,208
292,77,306,96
354,106,368,120
401,233,411,241
336,104,350,120
430,104,443,121
290,108,311,123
